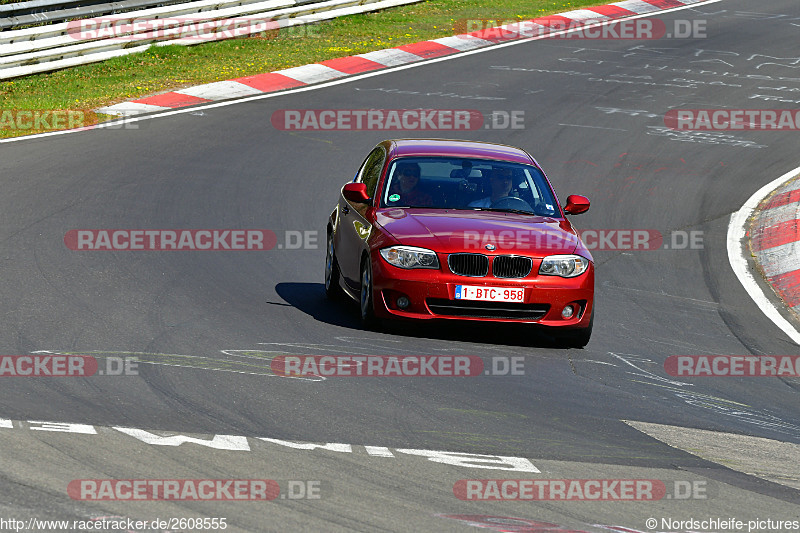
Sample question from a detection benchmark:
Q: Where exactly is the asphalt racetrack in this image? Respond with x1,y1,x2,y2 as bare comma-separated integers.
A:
1,0,799,531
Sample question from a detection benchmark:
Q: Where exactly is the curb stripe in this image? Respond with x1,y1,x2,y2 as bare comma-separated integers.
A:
176,81,264,100
233,72,305,92
431,35,494,51
615,0,666,14
756,202,800,229
641,0,689,7
588,5,638,17
769,270,800,308
136,92,212,108
97,102,166,115
751,220,800,251
764,189,800,210
273,64,347,84
756,240,800,278
396,41,460,59
357,48,423,67
319,55,386,74
535,15,577,28
559,9,613,22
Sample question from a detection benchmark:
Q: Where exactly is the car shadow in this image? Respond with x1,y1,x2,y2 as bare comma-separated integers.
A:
274,282,569,349
274,282,361,328
383,317,567,349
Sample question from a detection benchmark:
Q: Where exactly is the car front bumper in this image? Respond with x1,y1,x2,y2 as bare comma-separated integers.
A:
370,254,594,328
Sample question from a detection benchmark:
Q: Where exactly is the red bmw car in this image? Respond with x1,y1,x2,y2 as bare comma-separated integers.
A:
325,139,594,347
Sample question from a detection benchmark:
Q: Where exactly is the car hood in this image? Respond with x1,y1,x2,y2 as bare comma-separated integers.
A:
375,208,582,257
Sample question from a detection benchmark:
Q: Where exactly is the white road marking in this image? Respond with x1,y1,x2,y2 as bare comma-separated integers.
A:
0,417,540,472
114,427,251,450
558,123,628,131
601,282,720,308
608,352,693,387
365,446,395,457
257,439,352,452
29,421,96,434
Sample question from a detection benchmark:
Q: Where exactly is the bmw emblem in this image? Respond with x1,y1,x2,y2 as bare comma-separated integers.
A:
485,244,496,251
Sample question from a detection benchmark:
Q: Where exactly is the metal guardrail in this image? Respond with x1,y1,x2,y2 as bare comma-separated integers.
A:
0,0,422,79
0,0,191,31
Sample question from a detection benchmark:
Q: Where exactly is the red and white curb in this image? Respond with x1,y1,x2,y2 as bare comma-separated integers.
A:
750,176,800,317
729,166,800,346
97,0,709,116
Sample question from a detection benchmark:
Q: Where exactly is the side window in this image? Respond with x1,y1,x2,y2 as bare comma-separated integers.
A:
357,147,386,200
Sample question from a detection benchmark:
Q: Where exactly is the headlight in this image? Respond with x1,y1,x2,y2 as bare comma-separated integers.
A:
380,246,440,269
539,254,590,278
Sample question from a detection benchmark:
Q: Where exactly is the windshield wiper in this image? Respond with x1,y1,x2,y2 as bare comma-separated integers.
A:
473,208,539,216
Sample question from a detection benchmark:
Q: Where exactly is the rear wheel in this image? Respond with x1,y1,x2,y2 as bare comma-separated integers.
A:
324,232,343,301
360,258,379,330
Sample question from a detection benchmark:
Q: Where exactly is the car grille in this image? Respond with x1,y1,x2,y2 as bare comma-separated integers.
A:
426,299,550,320
448,253,489,277
492,256,532,278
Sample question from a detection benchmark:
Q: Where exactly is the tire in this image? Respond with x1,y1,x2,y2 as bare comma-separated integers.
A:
564,310,593,348
324,232,343,301
359,258,380,330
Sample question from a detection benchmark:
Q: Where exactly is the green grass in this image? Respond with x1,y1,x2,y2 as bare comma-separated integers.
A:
0,0,603,137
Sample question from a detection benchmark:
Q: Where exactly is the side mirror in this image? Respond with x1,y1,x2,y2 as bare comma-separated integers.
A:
563,195,590,215
343,182,370,203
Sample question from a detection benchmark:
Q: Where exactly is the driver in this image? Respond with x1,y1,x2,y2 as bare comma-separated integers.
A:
468,167,513,208
387,162,433,207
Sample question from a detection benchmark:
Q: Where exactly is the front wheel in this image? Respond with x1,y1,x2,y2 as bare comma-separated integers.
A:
561,310,593,348
360,258,380,330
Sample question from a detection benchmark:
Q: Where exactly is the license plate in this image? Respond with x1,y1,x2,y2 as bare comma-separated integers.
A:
455,285,524,302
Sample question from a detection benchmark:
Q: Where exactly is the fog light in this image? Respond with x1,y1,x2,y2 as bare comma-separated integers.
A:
561,305,575,319
397,296,410,309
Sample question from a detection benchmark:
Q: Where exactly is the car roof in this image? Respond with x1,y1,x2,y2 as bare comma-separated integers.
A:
385,139,537,166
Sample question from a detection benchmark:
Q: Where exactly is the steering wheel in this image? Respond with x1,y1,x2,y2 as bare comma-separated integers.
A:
490,196,534,212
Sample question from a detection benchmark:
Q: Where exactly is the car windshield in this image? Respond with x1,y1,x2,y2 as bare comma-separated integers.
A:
380,157,560,217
